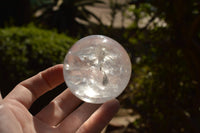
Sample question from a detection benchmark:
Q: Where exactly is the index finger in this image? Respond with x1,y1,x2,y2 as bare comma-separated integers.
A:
5,64,64,109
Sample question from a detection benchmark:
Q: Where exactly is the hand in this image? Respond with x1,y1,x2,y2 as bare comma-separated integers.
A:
0,64,119,133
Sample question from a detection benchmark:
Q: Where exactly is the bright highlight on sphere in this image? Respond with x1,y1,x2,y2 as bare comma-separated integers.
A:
63,35,132,104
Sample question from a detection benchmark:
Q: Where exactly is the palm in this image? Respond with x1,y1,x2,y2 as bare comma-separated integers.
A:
0,65,119,133
0,101,38,133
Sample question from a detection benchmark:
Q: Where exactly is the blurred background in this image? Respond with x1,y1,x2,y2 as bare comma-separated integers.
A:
0,0,200,132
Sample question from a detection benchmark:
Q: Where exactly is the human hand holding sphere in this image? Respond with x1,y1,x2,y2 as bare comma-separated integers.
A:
0,64,120,133
0,35,130,133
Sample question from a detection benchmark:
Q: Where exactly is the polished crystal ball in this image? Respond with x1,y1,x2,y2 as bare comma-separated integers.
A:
63,35,132,104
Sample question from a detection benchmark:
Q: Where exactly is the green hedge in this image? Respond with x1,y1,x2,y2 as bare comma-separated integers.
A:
0,25,76,97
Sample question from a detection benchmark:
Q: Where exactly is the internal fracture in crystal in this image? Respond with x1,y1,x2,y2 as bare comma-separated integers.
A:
63,35,132,103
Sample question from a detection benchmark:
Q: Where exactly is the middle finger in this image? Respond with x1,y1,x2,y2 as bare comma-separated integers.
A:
35,89,82,126
58,102,100,133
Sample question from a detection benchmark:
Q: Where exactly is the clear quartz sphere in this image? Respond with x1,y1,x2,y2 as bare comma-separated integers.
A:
63,35,132,104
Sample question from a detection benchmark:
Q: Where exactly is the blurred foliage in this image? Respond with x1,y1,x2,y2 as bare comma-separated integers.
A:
0,25,75,96
0,0,32,26
32,0,104,35
0,0,104,36
117,0,200,133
